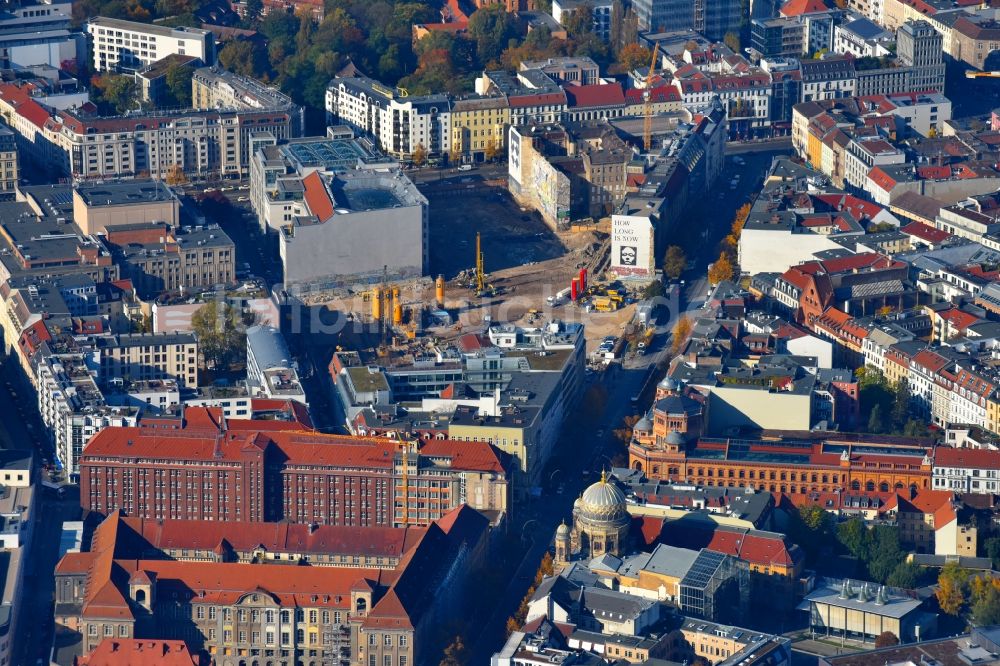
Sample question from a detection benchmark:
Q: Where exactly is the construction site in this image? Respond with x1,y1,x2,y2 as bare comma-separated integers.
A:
293,173,651,356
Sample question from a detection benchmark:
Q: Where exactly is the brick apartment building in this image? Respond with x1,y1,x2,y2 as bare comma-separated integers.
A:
79,407,510,527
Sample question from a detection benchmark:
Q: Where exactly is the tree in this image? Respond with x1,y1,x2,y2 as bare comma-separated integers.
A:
936,563,968,616
440,636,467,666
244,0,262,24
449,145,462,165
874,632,899,648
468,6,517,66
973,585,1000,626
165,164,188,186
890,379,911,432
191,300,247,369
505,617,520,637
985,536,1000,569
886,561,921,589
723,31,741,52
867,403,886,434
540,551,554,577
412,144,427,167
868,526,904,583
643,280,665,299
731,203,751,239
707,253,733,285
663,245,686,280
484,138,498,162
164,61,193,107
219,40,266,78
92,73,138,114
837,518,871,561
617,43,651,73
671,316,692,355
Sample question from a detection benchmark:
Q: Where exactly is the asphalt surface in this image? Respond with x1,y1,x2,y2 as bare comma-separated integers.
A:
465,147,791,661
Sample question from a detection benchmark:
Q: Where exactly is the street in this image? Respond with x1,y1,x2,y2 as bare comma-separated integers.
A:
467,146,790,661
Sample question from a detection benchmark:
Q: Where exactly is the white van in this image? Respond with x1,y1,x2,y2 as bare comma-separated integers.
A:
458,164,473,171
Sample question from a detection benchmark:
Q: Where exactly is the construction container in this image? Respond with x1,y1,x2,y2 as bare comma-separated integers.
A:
371,286,383,321
571,278,579,301
579,268,587,292
435,275,445,309
592,296,617,312
392,287,402,325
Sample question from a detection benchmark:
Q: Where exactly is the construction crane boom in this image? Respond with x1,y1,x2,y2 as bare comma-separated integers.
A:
475,232,485,295
966,70,1000,78
643,42,661,152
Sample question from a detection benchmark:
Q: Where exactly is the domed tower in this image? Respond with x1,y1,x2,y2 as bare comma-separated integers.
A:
554,521,571,567
572,471,630,558
655,377,679,400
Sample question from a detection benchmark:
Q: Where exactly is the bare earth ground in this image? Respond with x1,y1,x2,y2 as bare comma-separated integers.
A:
300,181,636,353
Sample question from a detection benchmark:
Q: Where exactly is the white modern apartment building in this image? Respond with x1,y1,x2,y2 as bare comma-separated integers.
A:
0,82,293,179
245,325,306,404
36,351,139,479
87,17,213,72
844,138,904,191
934,447,1000,494
326,76,451,160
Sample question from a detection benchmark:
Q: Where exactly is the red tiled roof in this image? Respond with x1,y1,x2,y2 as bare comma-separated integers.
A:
83,411,507,474
917,165,951,180
812,193,883,222
935,446,1000,468
624,85,681,104
508,91,567,108
564,83,625,108
302,171,334,222
78,638,201,665
121,515,427,559
0,82,52,129
421,438,508,473
780,0,829,15
911,349,950,373
900,221,951,244
939,307,981,331
662,522,803,568
867,166,897,192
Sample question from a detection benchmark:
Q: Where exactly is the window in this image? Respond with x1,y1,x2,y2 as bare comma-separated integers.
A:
385,634,393,646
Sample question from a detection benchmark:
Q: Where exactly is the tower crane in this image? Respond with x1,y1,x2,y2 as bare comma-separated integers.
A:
643,42,661,152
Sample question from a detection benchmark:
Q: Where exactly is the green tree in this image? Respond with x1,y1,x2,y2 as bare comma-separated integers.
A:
244,0,262,24
219,40,266,78
886,561,921,589
867,526,904,583
788,505,835,564
973,583,1000,626
867,403,886,434
890,379,911,431
164,61,193,107
663,245,686,280
191,300,247,370
837,518,871,561
468,6,517,66
93,73,138,113
985,536,1000,569
643,280,665,299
